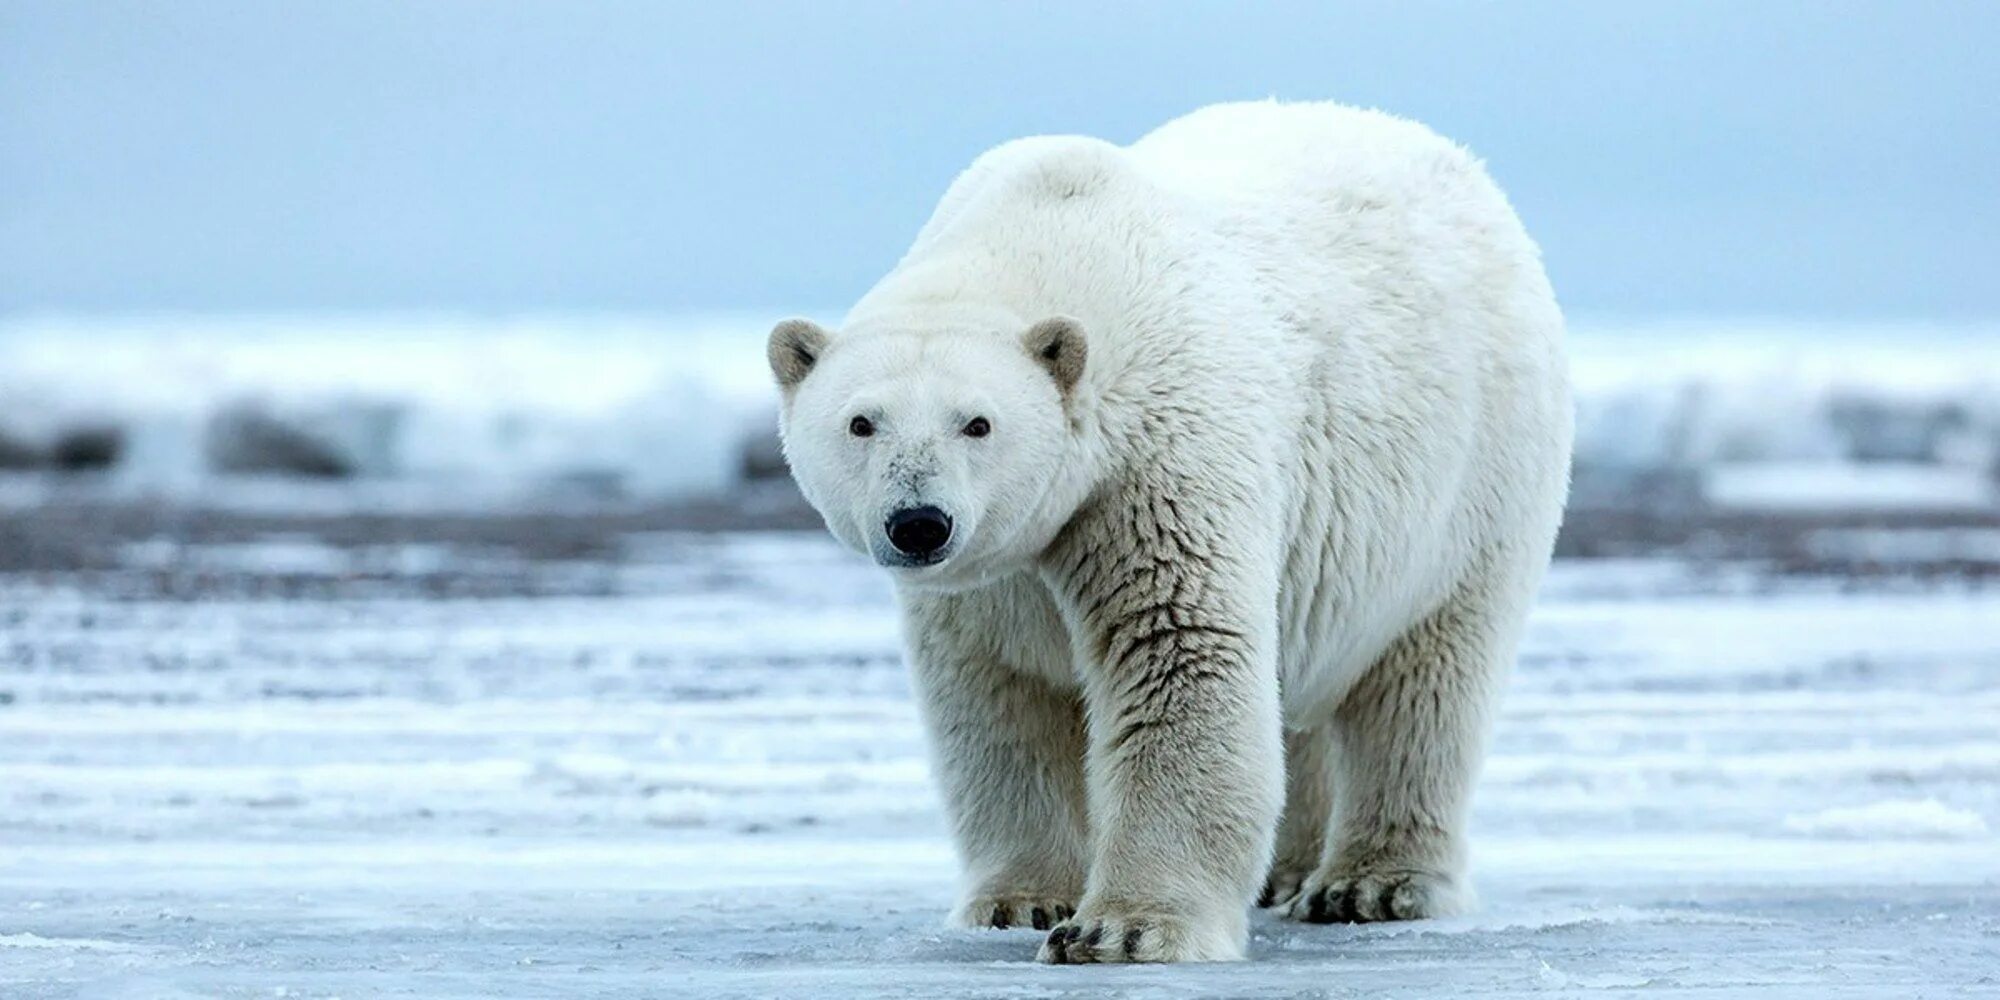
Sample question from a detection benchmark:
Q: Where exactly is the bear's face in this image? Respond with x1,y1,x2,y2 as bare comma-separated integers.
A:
769,315,1086,590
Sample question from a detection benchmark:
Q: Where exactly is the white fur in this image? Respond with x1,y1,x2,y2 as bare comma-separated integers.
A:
770,100,1572,964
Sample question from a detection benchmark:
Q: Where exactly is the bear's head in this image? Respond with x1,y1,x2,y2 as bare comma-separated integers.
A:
767,312,1088,590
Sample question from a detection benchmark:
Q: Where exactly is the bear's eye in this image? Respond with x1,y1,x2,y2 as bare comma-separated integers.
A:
962,417,991,438
849,415,875,438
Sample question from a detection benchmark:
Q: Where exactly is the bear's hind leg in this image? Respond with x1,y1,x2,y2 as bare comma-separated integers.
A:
1260,722,1336,909
1284,562,1530,924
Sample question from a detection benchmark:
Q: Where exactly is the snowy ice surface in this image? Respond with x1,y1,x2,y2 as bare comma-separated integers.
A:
4,316,1999,504
1781,799,1990,840
1703,462,1997,512
1,533,1998,998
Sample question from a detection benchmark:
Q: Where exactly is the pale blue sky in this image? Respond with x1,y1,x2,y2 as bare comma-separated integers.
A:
3,1,1996,319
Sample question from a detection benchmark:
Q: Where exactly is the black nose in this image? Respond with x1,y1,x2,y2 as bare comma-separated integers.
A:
885,506,953,558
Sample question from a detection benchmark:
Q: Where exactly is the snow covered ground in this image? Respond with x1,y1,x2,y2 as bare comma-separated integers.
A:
2,528,1997,998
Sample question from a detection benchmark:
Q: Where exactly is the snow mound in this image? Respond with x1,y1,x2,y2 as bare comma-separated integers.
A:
1782,799,1991,840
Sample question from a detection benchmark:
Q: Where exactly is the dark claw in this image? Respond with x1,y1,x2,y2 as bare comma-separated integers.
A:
1256,883,1274,908
1374,881,1400,921
989,903,1008,928
1045,924,1082,963
1055,904,1075,921
1031,907,1050,931
1082,926,1103,951
1331,887,1359,923
1306,889,1331,923
1123,923,1146,960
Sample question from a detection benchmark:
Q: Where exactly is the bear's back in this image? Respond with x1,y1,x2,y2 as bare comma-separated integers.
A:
900,135,1137,262
860,134,1173,333
884,102,1535,338
1127,101,1559,370
1128,101,1488,213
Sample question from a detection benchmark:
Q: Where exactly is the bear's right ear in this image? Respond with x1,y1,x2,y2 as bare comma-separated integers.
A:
1022,316,1087,398
767,318,831,392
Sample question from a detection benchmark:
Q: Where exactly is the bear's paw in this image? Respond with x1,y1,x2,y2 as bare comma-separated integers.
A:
1281,867,1464,924
1036,901,1242,964
952,892,1077,932
1256,864,1312,910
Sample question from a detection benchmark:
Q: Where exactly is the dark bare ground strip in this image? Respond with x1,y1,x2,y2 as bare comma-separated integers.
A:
2,474,1997,587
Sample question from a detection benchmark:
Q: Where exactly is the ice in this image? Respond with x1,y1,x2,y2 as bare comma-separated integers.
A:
0,934,135,952
1,530,1996,997
1566,319,2000,466
0,314,777,499
5,316,1999,507
1782,799,1991,840
1804,526,2000,563
1704,461,1996,511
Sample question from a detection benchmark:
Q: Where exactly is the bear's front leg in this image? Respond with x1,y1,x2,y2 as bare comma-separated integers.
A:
1036,478,1284,963
903,581,1091,931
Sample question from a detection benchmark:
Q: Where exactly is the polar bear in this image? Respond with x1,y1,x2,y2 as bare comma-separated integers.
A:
768,100,1572,964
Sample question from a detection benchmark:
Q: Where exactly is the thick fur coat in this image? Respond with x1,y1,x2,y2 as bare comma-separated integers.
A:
769,100,1573,963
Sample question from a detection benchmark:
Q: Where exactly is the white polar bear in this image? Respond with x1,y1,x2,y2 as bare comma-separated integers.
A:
768,100,1572,964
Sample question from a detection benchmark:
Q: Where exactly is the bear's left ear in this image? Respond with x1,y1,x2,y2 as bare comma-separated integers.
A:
1022,316,1086,398
767,318,831,393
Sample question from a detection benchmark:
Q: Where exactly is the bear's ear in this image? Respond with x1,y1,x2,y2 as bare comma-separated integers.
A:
767,318,831,392
1022,316,1086,397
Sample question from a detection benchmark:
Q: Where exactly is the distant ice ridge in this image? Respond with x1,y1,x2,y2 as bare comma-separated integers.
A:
0,313,781,500
1,314,1997,505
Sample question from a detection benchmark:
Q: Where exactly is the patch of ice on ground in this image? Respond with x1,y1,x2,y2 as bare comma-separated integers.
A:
1782,798,1991,840
0,933,134,951
1533,960,1656,991
1276,904,1774,944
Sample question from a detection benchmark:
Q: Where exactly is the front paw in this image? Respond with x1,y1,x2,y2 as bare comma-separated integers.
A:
1036,902,1243,964
952,892,1077,931
1281,867,1463,924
